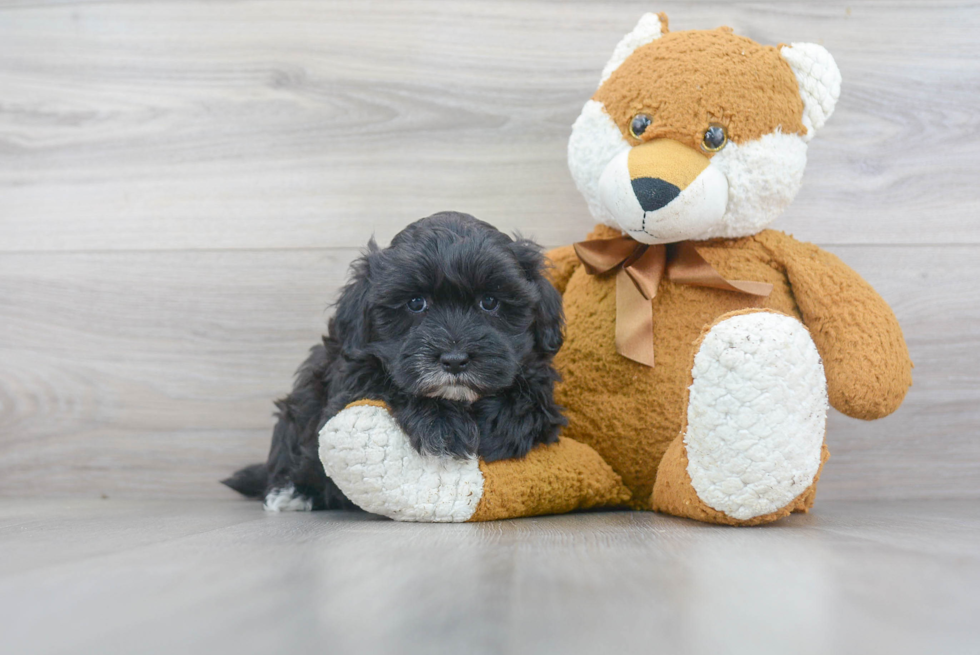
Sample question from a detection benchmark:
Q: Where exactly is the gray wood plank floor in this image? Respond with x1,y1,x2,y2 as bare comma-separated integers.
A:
1,498,978,655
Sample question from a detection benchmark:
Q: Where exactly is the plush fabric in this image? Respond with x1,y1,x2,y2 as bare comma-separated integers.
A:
652,426,831,527
319,399,484,522
549,224,912,513
594,27,807,150
469,437,631,521
679,310,827,520
758,231,913,419
317,400,629,522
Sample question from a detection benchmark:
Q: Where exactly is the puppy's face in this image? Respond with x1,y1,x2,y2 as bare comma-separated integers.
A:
333,212,563,401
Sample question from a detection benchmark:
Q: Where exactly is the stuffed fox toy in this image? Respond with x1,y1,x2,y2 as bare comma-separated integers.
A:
317,13,913,525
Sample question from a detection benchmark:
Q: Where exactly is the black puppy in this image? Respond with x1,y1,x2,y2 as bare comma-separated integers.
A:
223,212,566,510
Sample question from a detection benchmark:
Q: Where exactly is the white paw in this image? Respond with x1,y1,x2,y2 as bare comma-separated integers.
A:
263,485,313,512
318,404,484,522
685,312,827,520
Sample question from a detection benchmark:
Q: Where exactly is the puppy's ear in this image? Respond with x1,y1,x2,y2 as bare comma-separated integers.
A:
333,240,379,358
511,237,565,356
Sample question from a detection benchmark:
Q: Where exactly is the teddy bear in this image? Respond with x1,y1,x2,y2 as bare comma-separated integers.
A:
316,13,913,525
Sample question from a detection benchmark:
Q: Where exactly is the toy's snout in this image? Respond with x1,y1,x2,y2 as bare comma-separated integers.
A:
598,137,728,244
628,139,709,212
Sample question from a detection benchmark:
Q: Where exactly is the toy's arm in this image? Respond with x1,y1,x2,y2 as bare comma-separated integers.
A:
544,245,582,294
470,435,631,521
319,400,629,522
758,231,912,420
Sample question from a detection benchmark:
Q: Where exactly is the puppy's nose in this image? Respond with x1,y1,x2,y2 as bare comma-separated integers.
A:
440,351,469,374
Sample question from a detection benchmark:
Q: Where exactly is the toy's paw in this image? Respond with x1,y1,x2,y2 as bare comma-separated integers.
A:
653,310,829,525
318,400,483,522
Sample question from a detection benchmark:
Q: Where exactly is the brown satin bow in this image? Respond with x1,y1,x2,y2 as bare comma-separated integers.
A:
573,235,774,367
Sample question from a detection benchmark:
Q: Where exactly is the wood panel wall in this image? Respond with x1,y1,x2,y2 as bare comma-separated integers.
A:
2,0,978,500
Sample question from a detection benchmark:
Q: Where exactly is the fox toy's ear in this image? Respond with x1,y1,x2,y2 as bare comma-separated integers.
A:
780,43,842,140
599,12,668,85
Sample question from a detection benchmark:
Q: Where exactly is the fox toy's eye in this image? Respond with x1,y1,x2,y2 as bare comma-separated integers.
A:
407,296,427,313
629,113,652,139
479,295,499,312
702,124,727,152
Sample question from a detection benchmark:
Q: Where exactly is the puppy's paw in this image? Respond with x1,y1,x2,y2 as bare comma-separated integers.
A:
396,397,480,459
263,485,314,512
318,401,484,522
473,393,563,462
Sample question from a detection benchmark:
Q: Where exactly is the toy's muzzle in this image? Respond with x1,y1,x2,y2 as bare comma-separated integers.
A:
628,139,710,211
598,137,728,244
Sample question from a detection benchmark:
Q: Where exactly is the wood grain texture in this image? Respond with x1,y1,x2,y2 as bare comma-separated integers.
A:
1,1,979,501
1,0,979,250
1,498,978,655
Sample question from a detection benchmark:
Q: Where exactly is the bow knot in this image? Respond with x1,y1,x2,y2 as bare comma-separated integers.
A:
572,235,773,367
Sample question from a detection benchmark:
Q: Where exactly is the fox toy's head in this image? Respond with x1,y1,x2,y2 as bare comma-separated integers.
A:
568,13,841,243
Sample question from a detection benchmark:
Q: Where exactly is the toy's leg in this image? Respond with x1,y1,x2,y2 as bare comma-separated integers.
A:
319,400,630,522
651,310,829,526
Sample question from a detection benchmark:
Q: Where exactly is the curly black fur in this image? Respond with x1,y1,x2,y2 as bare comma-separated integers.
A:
223,212,567,510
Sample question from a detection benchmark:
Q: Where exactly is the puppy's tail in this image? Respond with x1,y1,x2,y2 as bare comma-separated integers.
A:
221,463,268,498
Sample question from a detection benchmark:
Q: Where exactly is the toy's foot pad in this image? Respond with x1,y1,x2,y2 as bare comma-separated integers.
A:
319,402,483,522
685,312,827,520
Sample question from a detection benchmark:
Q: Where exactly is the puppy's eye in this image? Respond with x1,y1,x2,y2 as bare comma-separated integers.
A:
702,124,727,152
406,296,427,313
479,295,499,312
629,113,652,139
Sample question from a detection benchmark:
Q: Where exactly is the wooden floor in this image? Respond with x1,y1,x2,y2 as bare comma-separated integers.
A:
1,498,978,655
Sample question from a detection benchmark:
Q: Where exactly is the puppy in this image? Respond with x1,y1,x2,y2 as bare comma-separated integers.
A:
223,211,567,511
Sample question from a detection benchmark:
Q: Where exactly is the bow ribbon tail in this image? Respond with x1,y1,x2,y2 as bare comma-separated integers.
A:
667,242,774,297
615,269,656,367
615,244,665,367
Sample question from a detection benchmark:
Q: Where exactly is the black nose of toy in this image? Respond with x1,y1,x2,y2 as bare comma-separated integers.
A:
631,177,681,212
440,351,470,374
